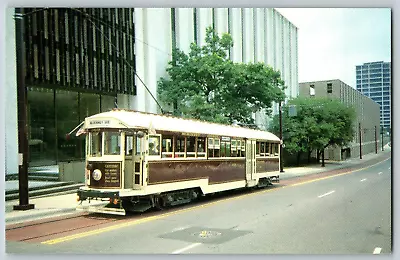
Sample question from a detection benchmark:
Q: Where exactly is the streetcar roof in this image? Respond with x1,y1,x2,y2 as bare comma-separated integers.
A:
84,109,280,142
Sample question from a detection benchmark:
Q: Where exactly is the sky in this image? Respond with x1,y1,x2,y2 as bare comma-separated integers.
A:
275,8,392,88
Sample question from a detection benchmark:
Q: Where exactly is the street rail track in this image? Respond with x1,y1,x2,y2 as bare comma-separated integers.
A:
6,153,391,244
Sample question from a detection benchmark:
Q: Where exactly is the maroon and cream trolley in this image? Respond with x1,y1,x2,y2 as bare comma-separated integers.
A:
76,109,281,215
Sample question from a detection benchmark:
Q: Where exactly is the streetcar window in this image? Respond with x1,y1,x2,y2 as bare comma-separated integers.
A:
208,138,214,157
256,142,260,156
231,140,237,157
125,135,134,155
269,143,277,156
148,135,161,156
208,137,220,158
175,136,185,157
186,136,196,157
161,135,173,158
208,138,214,147
104,132,121,155
241,140,246,157
235,140,240,157
90,131,102,157
260,142,265,156
266,142,270,156
197,137,206,158
221,140,231,157
221,142,226,157
86,135,89,156
275,143,279,156
136,135,142,155
214,147,220,157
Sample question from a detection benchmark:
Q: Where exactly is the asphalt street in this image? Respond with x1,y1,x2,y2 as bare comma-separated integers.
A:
6,157,392,254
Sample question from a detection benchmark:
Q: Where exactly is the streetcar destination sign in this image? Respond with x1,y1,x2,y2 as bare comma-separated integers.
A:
89,120,110,126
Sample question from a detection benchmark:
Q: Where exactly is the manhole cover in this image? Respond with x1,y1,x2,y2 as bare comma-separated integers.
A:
192,230,222,239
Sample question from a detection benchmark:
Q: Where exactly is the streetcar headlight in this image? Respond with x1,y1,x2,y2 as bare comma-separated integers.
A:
86,163,93,171
92,169,102,181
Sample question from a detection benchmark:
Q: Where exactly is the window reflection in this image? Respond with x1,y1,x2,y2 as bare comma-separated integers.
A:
27,87,56,165
101,95,115,112
80,93,100,120
56,90,80,161
104,132,121,155
148,135,161,156
27,87,111,165
90,132,102,157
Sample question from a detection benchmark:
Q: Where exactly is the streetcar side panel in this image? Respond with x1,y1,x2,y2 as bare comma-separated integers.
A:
147,159,246,185
255,157,280,174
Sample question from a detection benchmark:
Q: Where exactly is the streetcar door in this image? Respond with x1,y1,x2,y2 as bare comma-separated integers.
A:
246,139,257,182
124,133,135,188
132,134,145,189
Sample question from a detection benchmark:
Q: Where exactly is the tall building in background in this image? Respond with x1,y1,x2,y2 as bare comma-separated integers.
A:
356,61,391,132
5,8,298,174
299,79,380,161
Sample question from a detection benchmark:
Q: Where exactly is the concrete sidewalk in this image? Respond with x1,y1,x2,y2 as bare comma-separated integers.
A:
282,146,391,179
4,145,391,225
5,193,108,225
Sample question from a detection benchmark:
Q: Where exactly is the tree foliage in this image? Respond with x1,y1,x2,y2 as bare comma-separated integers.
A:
158,27,285,125
269,97,356,161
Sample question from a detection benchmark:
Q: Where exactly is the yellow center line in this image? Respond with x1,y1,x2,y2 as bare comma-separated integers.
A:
42,156,390,245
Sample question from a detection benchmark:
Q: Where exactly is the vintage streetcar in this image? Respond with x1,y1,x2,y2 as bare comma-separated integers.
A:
76,109,282,215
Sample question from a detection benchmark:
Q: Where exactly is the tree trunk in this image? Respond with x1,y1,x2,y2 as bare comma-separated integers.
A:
321,149,325,167
307,150,311,163
297,152,301,166
173,100,178,116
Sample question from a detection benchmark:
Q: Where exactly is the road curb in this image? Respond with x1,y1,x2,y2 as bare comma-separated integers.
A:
5,207,78,225
5,184,83,201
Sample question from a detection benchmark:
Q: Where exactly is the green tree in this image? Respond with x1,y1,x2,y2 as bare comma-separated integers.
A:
158,26,285,125
269,97,356,166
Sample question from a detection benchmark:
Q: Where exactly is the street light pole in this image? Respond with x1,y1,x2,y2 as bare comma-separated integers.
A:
381,126,384,151
359,122,362,159
13,8,34,211
279,101,284,173
375,125,377,154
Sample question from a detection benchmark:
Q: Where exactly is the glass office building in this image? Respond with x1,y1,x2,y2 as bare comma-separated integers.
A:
356,61,391,132
6,8,298,173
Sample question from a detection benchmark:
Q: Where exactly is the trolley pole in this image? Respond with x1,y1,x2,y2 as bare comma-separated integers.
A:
13,8,34,211
359,122,362,160
279,101,284,173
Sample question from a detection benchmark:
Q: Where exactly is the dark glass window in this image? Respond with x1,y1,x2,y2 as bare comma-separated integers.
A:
80,93,100,120
327,83,333,93
56,90,81,162
101,95,115,112
27,87,56,165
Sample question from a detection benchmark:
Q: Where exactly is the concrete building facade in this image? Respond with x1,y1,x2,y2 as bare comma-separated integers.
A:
5,8,298,174
299,79,380,161
356,61,391,132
